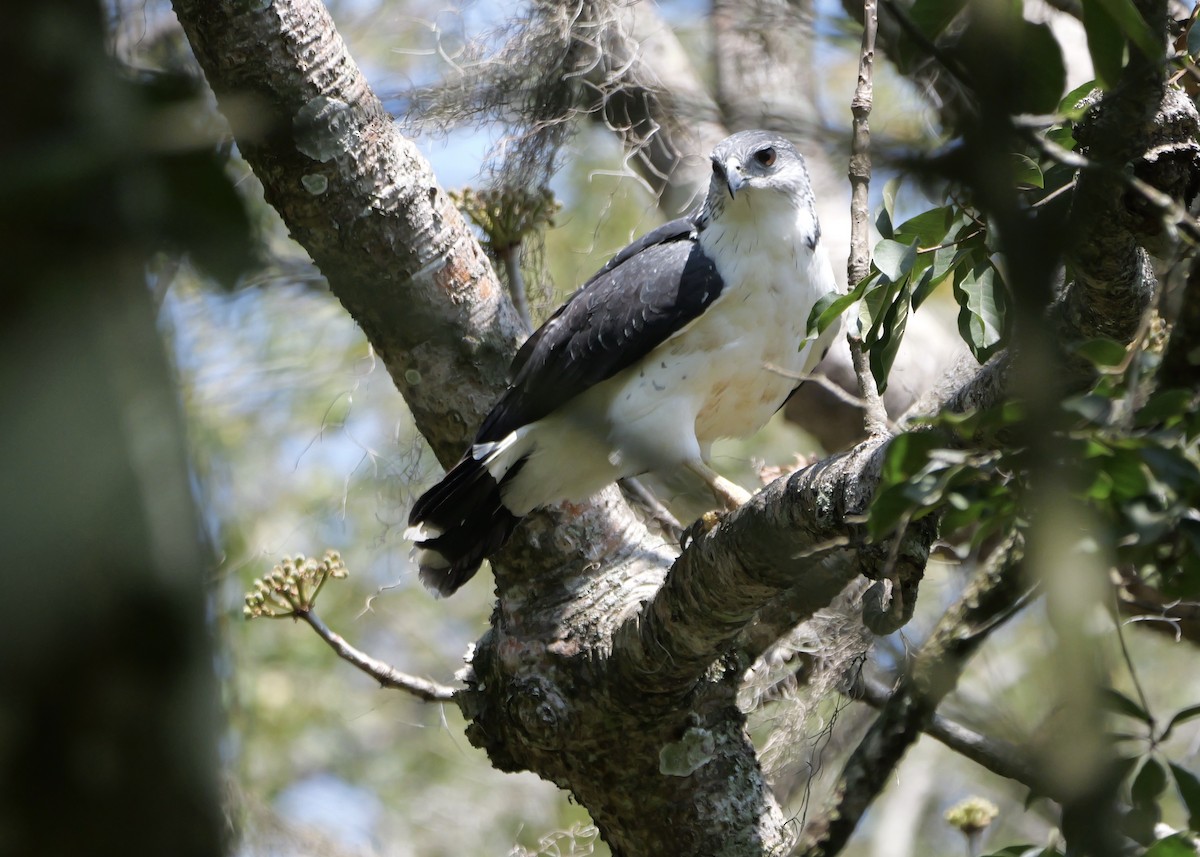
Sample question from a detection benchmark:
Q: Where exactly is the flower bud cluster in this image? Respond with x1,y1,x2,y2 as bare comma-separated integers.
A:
450,186,560,252
243,549,348,619
944,796,999,836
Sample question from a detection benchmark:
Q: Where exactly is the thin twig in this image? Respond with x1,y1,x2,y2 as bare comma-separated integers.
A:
297,609,458,702
619,476,685,542
1031,177,1078,209
501,243,533,331
917,227,985,253
764,362,902,433
1112,592,1156,729
847,0,891,438
848,338,890,436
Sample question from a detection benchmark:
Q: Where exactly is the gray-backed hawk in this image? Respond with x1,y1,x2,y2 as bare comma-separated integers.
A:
406,130,842,596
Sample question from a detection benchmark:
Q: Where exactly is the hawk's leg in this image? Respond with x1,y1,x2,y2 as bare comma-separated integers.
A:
687,462,752,510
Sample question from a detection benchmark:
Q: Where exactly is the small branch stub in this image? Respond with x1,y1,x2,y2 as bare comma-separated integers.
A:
507,675,571,750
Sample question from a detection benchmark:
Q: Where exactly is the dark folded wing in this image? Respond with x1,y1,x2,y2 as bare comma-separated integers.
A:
476,216,725,442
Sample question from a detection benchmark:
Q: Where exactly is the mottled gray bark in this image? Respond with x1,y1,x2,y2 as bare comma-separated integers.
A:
173,0,523,464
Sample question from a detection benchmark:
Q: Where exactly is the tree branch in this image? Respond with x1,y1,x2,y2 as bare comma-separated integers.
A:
171,0,524,465
798,531,1030,855
612,438,934,699
851,676,1053,797
846,0,890,438
174,0,1200,852
296,610,458,702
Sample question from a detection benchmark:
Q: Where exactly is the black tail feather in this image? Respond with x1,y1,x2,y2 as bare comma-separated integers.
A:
407,455,523,596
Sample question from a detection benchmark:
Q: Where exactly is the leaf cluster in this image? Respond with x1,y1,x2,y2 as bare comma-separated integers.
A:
866,340,1200,596
1102,687,1200,844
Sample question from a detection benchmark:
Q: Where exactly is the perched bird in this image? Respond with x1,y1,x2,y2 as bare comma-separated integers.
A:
407,130,841,596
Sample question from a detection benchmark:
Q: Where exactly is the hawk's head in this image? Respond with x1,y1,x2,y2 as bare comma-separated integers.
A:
708,131,812,204
701,130,821,250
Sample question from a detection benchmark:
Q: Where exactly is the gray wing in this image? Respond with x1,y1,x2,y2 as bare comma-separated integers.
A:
476,217,724,442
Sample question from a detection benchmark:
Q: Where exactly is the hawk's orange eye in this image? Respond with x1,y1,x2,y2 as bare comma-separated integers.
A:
754,147,776,167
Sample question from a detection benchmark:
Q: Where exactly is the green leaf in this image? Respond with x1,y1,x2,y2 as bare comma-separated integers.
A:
1162,703,1200,741
154,150,258,290
1083,0,1126,89
893,206,956,248
870,487,920,540
1064,392,1113,425
1045,125,1078,152
1012,154,1044,189
1076,338,1129,367
874,238,919,282
1058,79,1100,115
1102,449,1150,500
1144,834,1199,857
954,256,1008,362
1044,137,1077,181
877,177,901,239
870,279,912,394
1101,687,1152,723
880,431,943,488
1125,498,1172,543
913,218,983,308
1113,753,1145,786
870,431,948,538
1169,763,1200,831
910,252,946,308
859,275,901,337
1123,803,1160,844
1017,22,1068,114
1088,0,1164,62
941,497,986,533
1140,446,1200,493
1132,758,1168,807
808,271,877,336
1136,389,1196,426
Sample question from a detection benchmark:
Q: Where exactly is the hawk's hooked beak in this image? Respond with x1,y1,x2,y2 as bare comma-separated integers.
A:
712,156,747,199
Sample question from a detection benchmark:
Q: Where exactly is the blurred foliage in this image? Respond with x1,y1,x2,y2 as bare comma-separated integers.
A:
867,341,1200,846
831,0,1200,850
3,2,254,854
